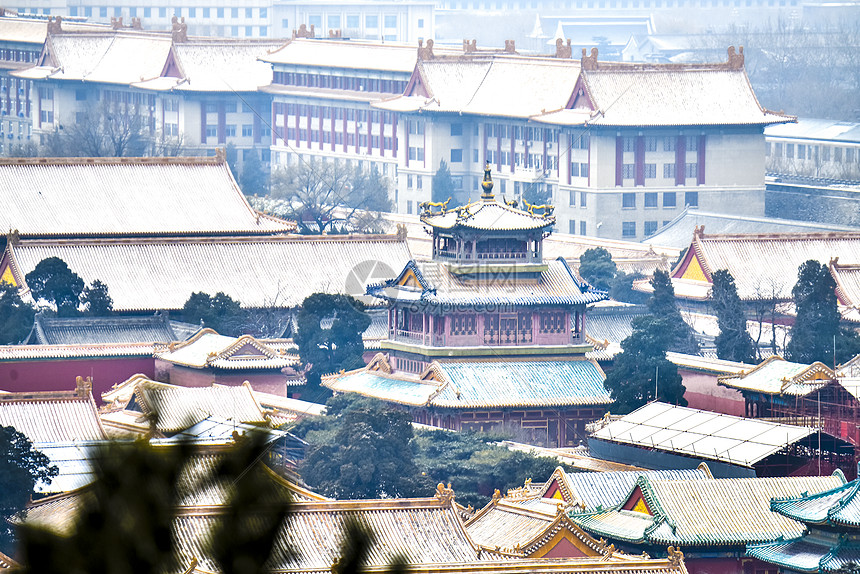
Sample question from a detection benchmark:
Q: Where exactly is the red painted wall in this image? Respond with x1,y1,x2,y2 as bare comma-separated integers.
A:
688,557,777,574
680,368,745,416
0,357,155,400
157,362,294,397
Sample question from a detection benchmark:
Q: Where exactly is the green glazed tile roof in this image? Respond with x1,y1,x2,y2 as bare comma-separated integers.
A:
771,479,860,528
324,359,611,409
430,359,610,408
571,474,845,548
747,531,860,573
571,510,654,543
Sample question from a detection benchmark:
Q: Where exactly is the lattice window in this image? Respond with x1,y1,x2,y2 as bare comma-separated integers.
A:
540,312,565,334
451,314,477,336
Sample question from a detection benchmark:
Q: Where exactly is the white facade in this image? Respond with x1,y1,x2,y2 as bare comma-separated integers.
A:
264,42,787,240
7,0,434,42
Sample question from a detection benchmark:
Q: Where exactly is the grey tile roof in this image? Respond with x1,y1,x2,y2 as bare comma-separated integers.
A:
30,313,200,345
644,209,855,250
0,157,293,237
6,235,412,311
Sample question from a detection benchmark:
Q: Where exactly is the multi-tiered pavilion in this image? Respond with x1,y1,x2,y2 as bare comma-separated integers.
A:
324,165,611,447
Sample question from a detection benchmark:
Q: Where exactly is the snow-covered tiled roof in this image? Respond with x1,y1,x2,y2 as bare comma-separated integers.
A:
0,156,293,237
262,38,422,72
4,234,412,311
579,66,790,127
43,31,172,84
376,56,580,119
169,40,281,92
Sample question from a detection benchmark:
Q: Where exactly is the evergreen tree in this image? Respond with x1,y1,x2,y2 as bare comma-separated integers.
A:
239,148,268,196
787,260,860,365
296,395,431,499
294,293,370,400
24,257,85,316
648,270,700,355
0,283,35,344
603,315,687,413
181,291,247,336
1,425,58,554
710,269,757,363
431,160,455,203
578,247,617,291
81,280,113,316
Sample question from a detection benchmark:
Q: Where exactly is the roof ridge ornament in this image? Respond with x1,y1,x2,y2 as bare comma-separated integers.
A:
581,47,598,71
418,39,435,60
481,162,494,201
726,46,745,70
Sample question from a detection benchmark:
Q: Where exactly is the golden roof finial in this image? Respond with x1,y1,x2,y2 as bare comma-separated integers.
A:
481,162,494,202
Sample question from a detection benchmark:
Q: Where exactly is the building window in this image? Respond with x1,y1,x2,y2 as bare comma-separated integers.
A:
663,137,676,152
451,314,477,336
644,192,657,208
569,220,576,234
384,14,397,27
205,126,217,138
580,192,587,207
260,26,268,36
822,146,831,161
219,8,225,18
418,18,425,27
366,14,378,27
622,221,636,238
645,136,657,152
242,124,253,137
686,137,698,151
644,221,659,236
581,163,589,178
202,7,209,18
187,7,194,17
685,163,697,178
685,191,698,207
450,123,463,136
623,136,635,152
663,192,677,207
75,89,87,101
232,7,239,17
407,200,413,214
407,174,413,189
644,163,656,178
568,190,576,206
663,163,676,179
580,221,587,235
101,7,108,17
539,312,565,334
622,193,636,208
450,149,463,163
578,134,589,149
347,15,359,28
328,15,340,29
786,143,794,158
622,164,635,179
